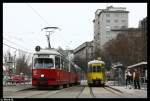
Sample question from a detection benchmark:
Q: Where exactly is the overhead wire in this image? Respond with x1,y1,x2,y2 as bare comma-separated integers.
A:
26,3,73,50
3,37,33,52
26,3,50,26
3,43,33,54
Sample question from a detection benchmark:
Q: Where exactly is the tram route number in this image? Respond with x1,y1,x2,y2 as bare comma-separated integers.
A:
1,98,14,101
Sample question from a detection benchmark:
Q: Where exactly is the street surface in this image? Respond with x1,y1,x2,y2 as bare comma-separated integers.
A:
3,80,147,98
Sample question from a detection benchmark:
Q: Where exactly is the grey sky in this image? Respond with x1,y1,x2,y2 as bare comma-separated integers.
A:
3,3,147,54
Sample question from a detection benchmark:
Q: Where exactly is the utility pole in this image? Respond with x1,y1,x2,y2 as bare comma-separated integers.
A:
41,27,60,49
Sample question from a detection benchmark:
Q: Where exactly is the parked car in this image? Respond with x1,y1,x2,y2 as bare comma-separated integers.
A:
12,75,25,84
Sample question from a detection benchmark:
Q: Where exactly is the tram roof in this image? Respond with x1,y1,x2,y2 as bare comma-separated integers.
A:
88,60,105,65
34,48,62,56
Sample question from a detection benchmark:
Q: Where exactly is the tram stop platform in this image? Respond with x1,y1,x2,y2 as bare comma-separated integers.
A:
105,81,147,98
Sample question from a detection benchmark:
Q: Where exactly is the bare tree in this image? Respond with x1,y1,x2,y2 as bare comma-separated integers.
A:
16,51,32,76
3,50,15,77
103,29,147,66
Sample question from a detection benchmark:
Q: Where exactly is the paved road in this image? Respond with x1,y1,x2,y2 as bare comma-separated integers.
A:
3,81,147,98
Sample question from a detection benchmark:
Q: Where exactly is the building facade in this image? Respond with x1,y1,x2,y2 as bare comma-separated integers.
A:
73,41,93,73
93,6,129,51
139,17,147,33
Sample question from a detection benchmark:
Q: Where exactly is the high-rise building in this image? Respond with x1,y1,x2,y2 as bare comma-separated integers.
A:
93,6,129,51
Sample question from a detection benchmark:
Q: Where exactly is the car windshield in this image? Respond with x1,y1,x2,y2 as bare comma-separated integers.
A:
34,58,54,69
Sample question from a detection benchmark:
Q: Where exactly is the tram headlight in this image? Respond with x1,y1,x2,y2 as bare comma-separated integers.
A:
41,74,44,77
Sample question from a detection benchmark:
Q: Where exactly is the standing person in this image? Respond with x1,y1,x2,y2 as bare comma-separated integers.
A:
133,69,141,89
125,69,132,89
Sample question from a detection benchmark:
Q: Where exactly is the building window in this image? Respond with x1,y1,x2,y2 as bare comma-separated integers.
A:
121,20,126,22
115,13,119,17
114,19,118,23
114,26,119,29
98,21,99,24
106,19,110,23
106,31,110,35
121,13,125,16
121,26,127,28
106,26,110,31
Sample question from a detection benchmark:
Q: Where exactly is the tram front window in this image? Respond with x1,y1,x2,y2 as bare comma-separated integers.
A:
97,66,101,72
34,58,54,69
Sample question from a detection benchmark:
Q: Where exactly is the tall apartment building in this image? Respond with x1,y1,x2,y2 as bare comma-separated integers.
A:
93,6,129,51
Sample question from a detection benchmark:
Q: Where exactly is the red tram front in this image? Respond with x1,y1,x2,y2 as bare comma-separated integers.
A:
32,48,79,88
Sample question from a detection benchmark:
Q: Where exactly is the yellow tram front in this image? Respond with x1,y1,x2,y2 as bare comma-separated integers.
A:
87,60,106,87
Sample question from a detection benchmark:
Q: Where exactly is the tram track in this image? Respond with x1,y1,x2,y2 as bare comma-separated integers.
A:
89,87,96,98
27,85,84,98
103,86,123,97
4,85,125,98
46,85,85,98
104,85,123,93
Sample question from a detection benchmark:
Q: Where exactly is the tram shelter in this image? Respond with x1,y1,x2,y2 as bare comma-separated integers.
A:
127,61,147,83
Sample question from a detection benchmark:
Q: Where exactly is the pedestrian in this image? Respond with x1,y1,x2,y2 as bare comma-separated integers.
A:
133,69,141,89
125,69,132,89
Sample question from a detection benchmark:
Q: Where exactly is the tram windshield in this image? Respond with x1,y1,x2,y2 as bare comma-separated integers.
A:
34,58,54,69
88,65,105,72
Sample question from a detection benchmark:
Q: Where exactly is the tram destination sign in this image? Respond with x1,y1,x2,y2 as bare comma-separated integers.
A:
38,54,49,58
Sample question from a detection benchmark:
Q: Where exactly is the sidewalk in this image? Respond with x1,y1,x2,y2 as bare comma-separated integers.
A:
105,81,147,92
3,84,32,92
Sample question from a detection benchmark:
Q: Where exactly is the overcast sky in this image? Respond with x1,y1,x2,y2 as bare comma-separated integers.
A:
3,3,147,55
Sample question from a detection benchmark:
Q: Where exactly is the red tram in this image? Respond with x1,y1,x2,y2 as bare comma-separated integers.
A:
32,47,81,89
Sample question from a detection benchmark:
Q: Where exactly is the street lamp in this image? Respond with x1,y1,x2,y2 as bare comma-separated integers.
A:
41,27,61,49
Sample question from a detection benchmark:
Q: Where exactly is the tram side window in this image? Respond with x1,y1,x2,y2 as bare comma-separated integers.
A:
70,64,73,72
55,56,60,69
61,59,63,70
70,64,75,73
66,62,69,72
63,61,67,71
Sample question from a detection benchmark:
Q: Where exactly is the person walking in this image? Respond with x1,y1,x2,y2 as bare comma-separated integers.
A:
125,69,132,89
133,69,141,89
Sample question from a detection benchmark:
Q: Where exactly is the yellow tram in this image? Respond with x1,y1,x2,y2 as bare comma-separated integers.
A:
87,60,106,87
